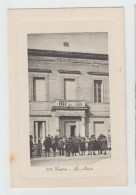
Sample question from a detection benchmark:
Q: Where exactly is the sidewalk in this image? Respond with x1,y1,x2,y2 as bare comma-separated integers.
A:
31,150,111,167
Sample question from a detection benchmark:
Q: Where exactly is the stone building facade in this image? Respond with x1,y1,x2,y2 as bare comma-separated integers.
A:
28,49,110,144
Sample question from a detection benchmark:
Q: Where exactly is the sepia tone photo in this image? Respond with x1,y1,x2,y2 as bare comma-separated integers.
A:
9,8,127,187
28,33,111,167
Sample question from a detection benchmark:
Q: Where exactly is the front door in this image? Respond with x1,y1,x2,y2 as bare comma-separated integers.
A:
70,125,76,136
65,122,76,137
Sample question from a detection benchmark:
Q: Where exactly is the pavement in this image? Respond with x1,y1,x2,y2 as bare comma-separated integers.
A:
31,151,111,167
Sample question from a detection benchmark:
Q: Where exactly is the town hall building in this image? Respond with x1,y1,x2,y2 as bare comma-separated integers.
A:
28,49,110,144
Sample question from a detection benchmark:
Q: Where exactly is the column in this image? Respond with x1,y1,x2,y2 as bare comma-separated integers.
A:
76,121,80,136
46,119,49,136
81,116,85,137
42,122,45,141
56,117,60,136
35,122,38,143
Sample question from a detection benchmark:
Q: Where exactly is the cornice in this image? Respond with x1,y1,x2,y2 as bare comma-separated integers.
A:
28,49,108,61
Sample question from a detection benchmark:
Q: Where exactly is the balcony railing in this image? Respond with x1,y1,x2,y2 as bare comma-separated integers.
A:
55,100,85,107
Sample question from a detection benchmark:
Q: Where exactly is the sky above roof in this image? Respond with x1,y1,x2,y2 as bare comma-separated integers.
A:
28,32,108,55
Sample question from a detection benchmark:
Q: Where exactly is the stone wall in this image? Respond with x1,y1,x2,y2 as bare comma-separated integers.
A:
28,49,110,140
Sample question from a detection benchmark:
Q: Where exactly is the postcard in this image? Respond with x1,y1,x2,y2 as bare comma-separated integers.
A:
9,8,127,187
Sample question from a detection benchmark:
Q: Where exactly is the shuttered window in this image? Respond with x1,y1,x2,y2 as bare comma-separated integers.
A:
64,79,76,100
33,77,45,101
94,80,102,103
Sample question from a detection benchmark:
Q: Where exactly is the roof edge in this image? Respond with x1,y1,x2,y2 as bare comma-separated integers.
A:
28,49,108,61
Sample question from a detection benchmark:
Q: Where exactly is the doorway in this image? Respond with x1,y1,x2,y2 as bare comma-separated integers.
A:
65,122,76,137
70,125,76,136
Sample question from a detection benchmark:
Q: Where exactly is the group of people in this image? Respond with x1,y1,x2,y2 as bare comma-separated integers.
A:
30,134,110,159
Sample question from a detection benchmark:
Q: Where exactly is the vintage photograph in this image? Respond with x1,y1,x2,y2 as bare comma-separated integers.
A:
28,33,111,167
9,8,127,187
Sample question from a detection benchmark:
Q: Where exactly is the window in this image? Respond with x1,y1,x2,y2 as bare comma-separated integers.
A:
94,80,102,103
64,79,76,100
33,77,45,101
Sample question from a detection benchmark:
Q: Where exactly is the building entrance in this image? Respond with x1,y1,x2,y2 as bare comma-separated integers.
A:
70,125,76,136
59,116,82,137
65,122,76,137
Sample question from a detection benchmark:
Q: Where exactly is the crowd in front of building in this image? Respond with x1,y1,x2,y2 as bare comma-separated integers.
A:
29,134,111,159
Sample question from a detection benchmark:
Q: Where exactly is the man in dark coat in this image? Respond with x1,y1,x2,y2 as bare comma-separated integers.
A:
101,135,107,155
72,137,79,156
80,138,86,155
97,134,107,155
43,135,51,157
65,138,68,157
88,137,93,155
91,135,97,155
51,137,57,157
47,134,52,146
57,137,64,156
97,135,102,154
54,135,59,145
66,138,72,157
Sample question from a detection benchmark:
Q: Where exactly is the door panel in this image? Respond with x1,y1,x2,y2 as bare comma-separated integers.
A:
65,124,70,137
71,125,76,136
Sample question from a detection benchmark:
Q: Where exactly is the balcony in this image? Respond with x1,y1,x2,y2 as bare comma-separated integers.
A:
52,100,88,111
56,100,85,107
